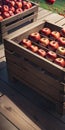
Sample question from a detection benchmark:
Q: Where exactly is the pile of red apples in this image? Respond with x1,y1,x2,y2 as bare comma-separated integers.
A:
0,0,32,21
19,27,65,68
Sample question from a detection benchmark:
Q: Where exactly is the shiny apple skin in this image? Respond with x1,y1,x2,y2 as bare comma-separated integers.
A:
21,38,32,47
58,37,65,46
56,46,65,56
54,57,65,67
40,27,51,36
30,45,38,53
51,31,60,40
39,37,49,47
37,49,46,57
29,32,41,42
46,50,57,61
48,40,59,51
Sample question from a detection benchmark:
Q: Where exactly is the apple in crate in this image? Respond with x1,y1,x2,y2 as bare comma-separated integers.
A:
58,37,65,46
54,57,65,67
29,32,41,42
40,27,51,36
39,37,50,47
3,5,9,12
15,1,22,8
51,31,60,40
21,38,32,47
29,45,38,53
3,12,10,18
56,46,65,56
48,40,59,51
46,50,57,61
37,49,46,57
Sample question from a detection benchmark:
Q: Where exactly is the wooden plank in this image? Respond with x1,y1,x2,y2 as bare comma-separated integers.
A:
0,44,4,50
0,95,42,130
0,113,19,130
0,79,65,129
37,8,52,20
7,61,65,103
56,18,65,27
0,47,5,58
43,13,64,23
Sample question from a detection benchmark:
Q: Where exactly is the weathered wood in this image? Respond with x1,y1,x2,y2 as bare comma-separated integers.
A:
43,13,64,23
1,6,65,129
0,79,65,129
0,113,19,130
0,96,45,130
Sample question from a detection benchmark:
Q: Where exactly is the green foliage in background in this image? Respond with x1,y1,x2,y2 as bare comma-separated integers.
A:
32,0,65,16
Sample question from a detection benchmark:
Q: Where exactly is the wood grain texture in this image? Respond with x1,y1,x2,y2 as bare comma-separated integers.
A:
0,113,18,130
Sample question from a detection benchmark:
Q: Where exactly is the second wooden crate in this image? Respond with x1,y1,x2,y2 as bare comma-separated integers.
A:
0,1,38,44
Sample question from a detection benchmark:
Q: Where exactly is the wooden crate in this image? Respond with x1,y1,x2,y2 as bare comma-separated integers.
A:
4,20,65,114
0,1,38,44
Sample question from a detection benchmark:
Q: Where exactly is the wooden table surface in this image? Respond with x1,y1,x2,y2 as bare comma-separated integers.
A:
0,7,65,130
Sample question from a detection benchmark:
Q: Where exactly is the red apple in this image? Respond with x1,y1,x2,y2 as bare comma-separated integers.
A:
48,40,59,51
46,50,57,61
56,46,65,56
54,57,65,67
3,5,9,12
0,15,3,21
22,1,27,6
3,11,10,18
37,49,46,57
29,32,41,42
58,37,65,46
21,38,32,47
23,1,31,10
27,2,32,8
9,6,15,13
51,31,60,40
15,8,23,14
30,45,38,52
46,0,56,4
39,37,49,47
9,1,15,7
15,2,22,8
9,10,14,16
40,27,51,36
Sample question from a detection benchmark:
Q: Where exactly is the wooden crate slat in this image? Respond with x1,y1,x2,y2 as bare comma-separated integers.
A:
0,113,19,130
6,61,65,103
44,13,64,23
37,9,52,20
2,14,37,34
5,50,64,91
56,19,65,27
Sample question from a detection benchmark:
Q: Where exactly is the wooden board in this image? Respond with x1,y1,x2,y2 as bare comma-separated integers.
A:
0,113,19,130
